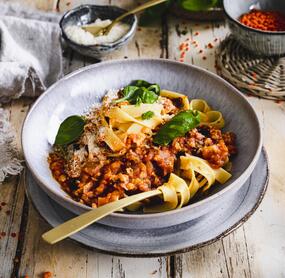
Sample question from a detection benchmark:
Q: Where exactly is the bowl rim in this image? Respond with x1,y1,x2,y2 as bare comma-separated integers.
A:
59,4,138,48
223,0,285,35
22,58,262,219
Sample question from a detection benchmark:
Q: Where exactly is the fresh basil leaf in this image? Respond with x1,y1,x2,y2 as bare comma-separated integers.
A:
139,88,159,104
153,110,200,146
54,115,85,146
148,84,160,95
114,86,138,103
178,0,218,12
142,111,155,120
115,81,160,105
133,80,151,87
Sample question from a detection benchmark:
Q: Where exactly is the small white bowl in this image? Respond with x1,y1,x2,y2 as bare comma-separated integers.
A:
60,4,137,58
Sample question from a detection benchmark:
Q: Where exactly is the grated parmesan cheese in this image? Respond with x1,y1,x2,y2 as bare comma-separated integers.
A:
64,18,130,45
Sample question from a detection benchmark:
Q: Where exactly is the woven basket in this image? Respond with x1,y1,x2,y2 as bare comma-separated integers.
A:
216,36,285,100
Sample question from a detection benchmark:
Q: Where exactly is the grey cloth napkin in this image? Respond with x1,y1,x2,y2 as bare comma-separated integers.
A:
0,3,63,182
0,2,62,103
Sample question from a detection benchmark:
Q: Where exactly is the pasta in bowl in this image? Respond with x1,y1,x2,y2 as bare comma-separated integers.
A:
48,80,237,213
22,59,261,229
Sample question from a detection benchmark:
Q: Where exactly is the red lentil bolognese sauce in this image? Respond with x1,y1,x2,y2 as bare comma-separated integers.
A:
48,81,237,209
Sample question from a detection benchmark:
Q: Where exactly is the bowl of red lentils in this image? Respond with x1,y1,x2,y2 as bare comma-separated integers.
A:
223,0,285,56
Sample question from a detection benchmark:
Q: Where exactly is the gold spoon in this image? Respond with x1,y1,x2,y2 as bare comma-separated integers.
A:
82,0,168,37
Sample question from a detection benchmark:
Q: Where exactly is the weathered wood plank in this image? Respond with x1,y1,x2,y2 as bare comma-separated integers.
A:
0,99,32,278
241,99,285,278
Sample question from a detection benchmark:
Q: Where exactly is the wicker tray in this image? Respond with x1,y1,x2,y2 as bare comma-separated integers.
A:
216,36,285,100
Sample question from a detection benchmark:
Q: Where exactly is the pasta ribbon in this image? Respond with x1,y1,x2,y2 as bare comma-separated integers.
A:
189,99,211,113
180,155,216,186
189,99,225,129
180,155,231,198
144,183,178,213
160,90,190,110
181,168,202,198
126,123,144,134
101,127,125,152
213,167,232,184
107,107,146,126
120,103,163,118
107,107,156,129
168,173,190,208
143,174,189,212
111,121,131,132
203,111,225,129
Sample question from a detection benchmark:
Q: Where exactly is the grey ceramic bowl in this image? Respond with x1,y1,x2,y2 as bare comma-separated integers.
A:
223,0,285,56
22,59,262,229
60,5,137,58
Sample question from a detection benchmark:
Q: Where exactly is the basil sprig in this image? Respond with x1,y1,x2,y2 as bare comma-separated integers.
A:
54,115,85,145
115,80,160,105
153,110,200,146
142,111,155,120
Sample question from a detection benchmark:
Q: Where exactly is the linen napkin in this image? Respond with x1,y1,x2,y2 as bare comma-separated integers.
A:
0,3,63,182
0,3,62,102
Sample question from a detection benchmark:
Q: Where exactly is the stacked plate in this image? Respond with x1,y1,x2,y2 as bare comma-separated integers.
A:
23,59,268,256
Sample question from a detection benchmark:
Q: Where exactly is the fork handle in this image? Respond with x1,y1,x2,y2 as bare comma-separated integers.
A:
42,189,161,244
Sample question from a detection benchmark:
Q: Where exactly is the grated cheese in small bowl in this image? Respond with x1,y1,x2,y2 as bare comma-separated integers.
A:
64,18,130,46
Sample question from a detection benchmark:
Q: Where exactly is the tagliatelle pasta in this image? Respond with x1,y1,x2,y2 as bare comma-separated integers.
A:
160,89,190,110
102,126,125,152
189,99,225,129
49,81,237,213
120,103,163,117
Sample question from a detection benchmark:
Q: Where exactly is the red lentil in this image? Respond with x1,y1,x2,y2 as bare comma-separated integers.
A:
43,272,52,278
11,232,17,238
239,9,285,31
208,43,214,49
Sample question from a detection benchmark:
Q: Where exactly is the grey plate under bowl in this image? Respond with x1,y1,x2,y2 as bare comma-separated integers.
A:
25,148,268,257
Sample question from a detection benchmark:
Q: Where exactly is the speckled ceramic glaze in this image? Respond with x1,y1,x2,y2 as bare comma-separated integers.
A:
25,148,268,256
22,59,262,229
223,0,285,56
60,5,137,58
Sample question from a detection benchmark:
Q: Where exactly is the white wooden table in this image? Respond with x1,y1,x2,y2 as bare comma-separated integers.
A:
1,1,285,277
